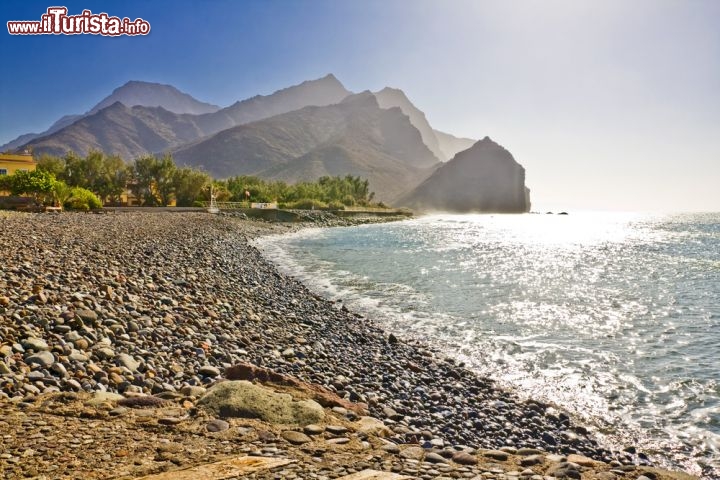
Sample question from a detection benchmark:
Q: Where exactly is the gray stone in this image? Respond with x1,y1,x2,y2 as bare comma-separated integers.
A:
206,419,230,432
27,371,45,381
158,416,186,425
197,380,325,426
424,452,447,463
22,337,49,352
76,309,98,323
567,454,604,467
66,331,82,342
547,462,582,480
451,451,477,465
355,416,392,437
327,437,350,445
281,430,312,444
65,378,82,391
23,383,41,394
381,443,400,454
546,454,567,463
520,455,544,467
50,362,68,378
304,424,325,435
116,353,140,372
69,351,89,362
399,446,424,460
429,438,444,448
94,347,115,360
198,365,221,377
179,385,207,397
326,425,349,435
542,432,557,445
482,450,509,461
25,351,55,368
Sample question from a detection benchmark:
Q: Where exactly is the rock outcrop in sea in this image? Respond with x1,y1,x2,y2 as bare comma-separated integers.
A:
399,137,531,213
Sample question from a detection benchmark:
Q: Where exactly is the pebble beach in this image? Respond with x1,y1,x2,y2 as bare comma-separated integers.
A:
0,211,699,480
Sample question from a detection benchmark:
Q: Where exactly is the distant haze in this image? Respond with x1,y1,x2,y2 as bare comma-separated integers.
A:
1,0,718,212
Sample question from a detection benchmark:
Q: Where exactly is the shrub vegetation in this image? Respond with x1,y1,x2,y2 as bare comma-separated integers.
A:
17,151,386,210
218,174,377,209
64,187,102,211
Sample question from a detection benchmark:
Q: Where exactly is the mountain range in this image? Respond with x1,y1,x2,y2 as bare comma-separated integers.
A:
0,81,222,152
174,92,439,201
3,74,530,211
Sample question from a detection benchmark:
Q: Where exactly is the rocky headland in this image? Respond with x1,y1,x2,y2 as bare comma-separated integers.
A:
0,211,696,480
400,137,531,213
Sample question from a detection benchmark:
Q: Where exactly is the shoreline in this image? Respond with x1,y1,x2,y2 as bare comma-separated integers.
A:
250,215,710,478
0,211,699,479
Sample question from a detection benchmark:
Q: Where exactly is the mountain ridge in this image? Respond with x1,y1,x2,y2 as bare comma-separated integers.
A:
89,80,221,115
1,81,220,152
4,74,531,211
174,91,440,201
17,75,352,158
373,87,444,161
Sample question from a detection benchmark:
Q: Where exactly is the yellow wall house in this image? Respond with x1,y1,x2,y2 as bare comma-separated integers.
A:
0,152,36,176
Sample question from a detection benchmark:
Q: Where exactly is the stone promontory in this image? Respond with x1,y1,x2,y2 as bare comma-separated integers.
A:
399,136,531,213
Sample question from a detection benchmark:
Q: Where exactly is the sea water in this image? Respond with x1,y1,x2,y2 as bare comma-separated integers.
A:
256,212,720,477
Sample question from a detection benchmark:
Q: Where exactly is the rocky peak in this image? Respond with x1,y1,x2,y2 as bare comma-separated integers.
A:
398,137,531,213
89,80,220,115
340,91,379,108
373,87,443,161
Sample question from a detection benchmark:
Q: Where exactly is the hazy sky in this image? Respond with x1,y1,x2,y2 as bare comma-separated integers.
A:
1,0,718,212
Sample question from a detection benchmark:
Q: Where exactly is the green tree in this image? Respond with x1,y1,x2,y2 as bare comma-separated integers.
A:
211,180,232,202
152,154,177,206
129,155,158,206
35,154,65,177
95,154,129,204
222,174,376,208
46,151,129,205
129,154,181,206
8,169,57,203
81,150,104,190
61,151,87,188
173,167,210,206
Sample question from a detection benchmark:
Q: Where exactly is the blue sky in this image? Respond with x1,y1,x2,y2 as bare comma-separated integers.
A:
1,0,719,211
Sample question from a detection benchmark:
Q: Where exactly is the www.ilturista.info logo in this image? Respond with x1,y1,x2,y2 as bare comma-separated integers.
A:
7,7,150,36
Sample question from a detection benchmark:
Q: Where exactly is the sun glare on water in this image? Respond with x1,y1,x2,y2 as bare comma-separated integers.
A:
419,211,652,249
